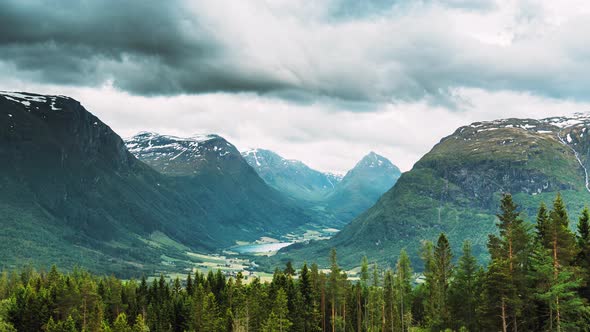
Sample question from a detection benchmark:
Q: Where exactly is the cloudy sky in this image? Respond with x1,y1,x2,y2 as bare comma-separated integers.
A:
2,0,590,172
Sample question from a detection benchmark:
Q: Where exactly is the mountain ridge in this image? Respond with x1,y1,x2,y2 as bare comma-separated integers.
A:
0,91,312,276
274,113,590,269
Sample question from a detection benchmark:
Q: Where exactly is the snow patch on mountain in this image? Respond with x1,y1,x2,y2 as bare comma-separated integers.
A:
1,91,69,112
125,132,234,162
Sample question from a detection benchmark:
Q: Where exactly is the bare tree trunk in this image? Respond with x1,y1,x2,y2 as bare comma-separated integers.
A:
381,302,385,332
343,302,346,332
401,288,404,332
322,288,326,332
357,288,361,332
501,297,508,332
332,298,335,332
556,295,561,332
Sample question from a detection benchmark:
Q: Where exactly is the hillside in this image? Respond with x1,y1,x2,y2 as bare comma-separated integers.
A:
275,115,590,269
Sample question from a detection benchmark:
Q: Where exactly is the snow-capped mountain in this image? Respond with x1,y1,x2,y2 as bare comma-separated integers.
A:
242,148,401,224
322,151,401,223
242,148,342,201
125,132,242,176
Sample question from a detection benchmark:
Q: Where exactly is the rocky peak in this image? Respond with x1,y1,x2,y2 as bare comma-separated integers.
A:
124,132,244,176
353,151,399,172
1,91,134,171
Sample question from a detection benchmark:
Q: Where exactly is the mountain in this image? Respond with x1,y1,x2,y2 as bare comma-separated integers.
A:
275,115,590,269
243,149,400,225
124,132,312,239
241,148,342,201
323,152,401,223
0,91,309,276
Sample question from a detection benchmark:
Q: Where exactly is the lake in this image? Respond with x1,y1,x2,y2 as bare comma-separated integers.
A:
233,242,292,254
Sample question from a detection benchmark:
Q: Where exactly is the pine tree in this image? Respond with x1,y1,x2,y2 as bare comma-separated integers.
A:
449,241,479,331
113,313,132,332
359,256,369,332
433,233,453,330
132,314,149,332
544,194,577,330
366,263,383,332
488,193,531,331
531,240,589,331
483,255,512,332
328,248,341,332
284,261,296,277
536,202,550,241
262,288,292,332
395,249,413,332
300,263,319,332
383,269,396,331
544,193,577,268
421,240,437,328
200,292,222,332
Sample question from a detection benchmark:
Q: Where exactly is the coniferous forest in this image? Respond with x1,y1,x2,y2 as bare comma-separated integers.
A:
1,193,590,332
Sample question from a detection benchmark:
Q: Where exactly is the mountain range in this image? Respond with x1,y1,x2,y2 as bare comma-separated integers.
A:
7,90,590,275
276,115,590,269
0,90,397,276
242,149,401,225
0,91,311,275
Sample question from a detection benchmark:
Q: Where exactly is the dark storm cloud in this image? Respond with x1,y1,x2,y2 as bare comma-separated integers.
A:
3,0,590,106
0,0,291,95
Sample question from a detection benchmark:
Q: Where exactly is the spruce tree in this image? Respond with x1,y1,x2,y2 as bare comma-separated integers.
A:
132,314,149,332
262,288,292,332
421,240,437,328
537,202,550,241
359,256,369,332
449,241,479,331
545,193,577,267
328,248,341,332
284,261,296,277
113,313,132,332
395,249,413,332
487,193,531,331
433,233,453,329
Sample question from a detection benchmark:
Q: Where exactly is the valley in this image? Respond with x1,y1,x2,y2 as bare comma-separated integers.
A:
5,91,590,331
152,225,341,282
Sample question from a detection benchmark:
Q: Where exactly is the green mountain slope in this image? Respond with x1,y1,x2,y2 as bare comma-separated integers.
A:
275,116,590,269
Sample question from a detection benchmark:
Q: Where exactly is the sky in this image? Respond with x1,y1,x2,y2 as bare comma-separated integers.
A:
2,0,590,172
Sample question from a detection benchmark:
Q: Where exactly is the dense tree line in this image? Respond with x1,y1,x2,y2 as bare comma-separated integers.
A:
1,193,590,331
